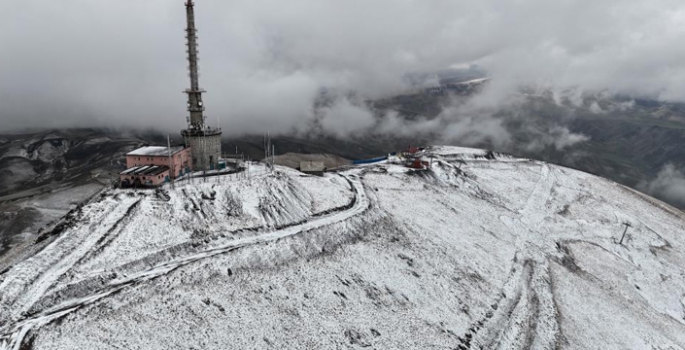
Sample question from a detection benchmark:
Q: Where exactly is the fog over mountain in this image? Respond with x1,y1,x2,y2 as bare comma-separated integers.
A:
2,0,685,137
5,4,685,348
640,164,685,209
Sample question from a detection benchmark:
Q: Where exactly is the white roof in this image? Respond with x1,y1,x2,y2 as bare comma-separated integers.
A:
120,165,169,176
128,146,185,157
120,166,141,175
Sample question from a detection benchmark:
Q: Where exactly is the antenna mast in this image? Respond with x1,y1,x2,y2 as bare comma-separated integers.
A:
184,0,206,130
180,0,223,172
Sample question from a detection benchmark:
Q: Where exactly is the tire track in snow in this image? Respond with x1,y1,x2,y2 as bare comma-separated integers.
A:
7,199,141,321
0,174,368,350
0,198,140,320
457,259,561,350
519,163,553,222
72,199,142,269
457,163,561,349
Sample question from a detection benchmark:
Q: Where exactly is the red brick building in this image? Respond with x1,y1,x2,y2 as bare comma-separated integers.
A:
119,146,192,187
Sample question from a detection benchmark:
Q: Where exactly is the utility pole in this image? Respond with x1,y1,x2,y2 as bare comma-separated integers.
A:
187,159,192,185
167,134,175,190
619,222,632,245
217,152,221,184
265,131,272,170
202,128,207,182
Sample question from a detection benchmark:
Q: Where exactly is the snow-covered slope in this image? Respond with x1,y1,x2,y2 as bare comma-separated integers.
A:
1,147,685,349
0,129,146,263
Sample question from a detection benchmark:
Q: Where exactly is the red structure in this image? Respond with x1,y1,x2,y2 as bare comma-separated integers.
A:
120,166,171,187
406,146,420,155
402,145,430,169
407,159,430,169
119,146,192,187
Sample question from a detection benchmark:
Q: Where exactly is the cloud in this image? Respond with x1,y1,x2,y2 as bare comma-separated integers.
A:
440,114,511,149
639,164,685,208
318,97,376,138
304,87,588,153
1,0,685,135
375,111,443,138
524,126,590,152
434,96,514,149
589,102,604,114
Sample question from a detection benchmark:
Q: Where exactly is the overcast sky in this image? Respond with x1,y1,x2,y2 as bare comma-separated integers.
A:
1,0,685,135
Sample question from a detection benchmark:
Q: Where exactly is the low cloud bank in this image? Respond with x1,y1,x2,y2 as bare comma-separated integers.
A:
307,88,589,152
639,164,685,209
1,0,685,137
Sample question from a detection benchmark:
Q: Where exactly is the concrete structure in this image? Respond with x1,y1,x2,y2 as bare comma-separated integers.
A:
180,0,222,171
119,146,192,187
182,133,221,170
300,161,325,176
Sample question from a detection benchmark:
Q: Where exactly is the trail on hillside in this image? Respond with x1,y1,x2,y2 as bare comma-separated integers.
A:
0,174,368,350
453,163,562,349
4,148,685,349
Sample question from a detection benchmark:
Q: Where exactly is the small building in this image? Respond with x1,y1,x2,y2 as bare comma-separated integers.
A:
406,158,430,169
401,145,430,169
120,146,192,187
299,161,325,176
126,146,192,178
120,165,171,188
402,146,422,157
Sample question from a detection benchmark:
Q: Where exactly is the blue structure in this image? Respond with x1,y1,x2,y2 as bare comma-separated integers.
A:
353,156,388,165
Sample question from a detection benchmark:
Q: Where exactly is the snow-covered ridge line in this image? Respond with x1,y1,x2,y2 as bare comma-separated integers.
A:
3,145,685,349
29,176,361,312
428,146,524,163
0,174,368,350
618,184,685,221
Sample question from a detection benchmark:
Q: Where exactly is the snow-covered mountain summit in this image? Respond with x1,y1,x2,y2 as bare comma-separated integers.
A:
1,146,685,349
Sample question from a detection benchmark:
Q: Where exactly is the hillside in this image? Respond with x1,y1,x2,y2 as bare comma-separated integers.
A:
1,146,685,349
0,129,149,260
370,88,685,209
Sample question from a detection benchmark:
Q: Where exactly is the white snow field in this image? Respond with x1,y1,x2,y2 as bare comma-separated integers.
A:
1,147,685,349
